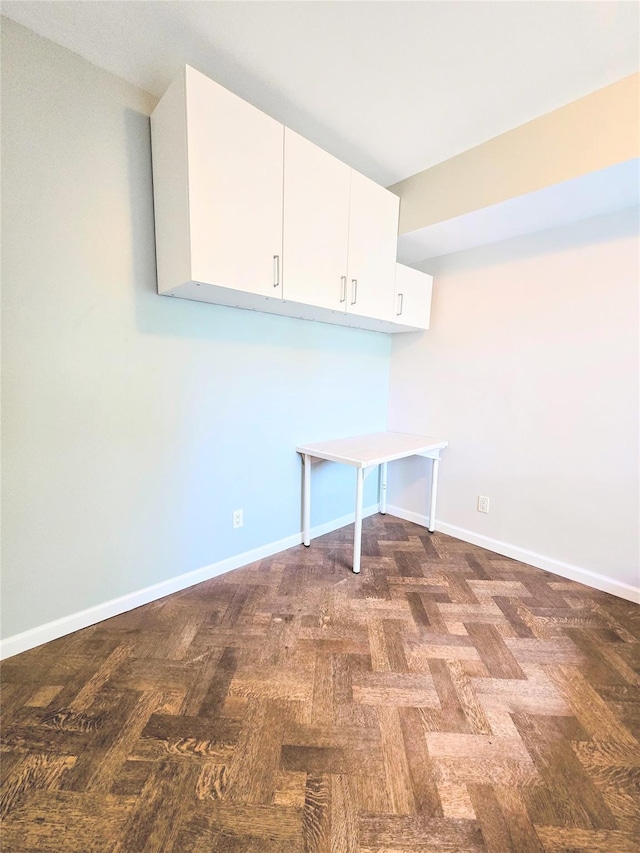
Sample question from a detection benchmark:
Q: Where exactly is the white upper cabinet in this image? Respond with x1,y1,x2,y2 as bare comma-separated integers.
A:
151,66,426,334
282,129,351,311
282,133,400,321
346,171,399,322
393,263,433,330
152,66,284,299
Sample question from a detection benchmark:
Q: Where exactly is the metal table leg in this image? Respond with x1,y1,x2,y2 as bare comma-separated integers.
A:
380,461,388,515
303,453,311,546
353,466,364,573
429,456,439,533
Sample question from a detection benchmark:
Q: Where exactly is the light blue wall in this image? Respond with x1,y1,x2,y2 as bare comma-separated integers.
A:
1,19,390,639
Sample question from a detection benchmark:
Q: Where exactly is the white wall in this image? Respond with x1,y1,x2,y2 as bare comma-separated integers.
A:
1,18,390,642
388,207,640,597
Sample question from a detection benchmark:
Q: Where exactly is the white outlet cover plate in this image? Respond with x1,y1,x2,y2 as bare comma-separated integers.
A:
478,496,490,513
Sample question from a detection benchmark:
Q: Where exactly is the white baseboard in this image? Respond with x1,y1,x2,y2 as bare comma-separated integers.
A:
385,505,434,530
385,504,640,605
0,504,379,660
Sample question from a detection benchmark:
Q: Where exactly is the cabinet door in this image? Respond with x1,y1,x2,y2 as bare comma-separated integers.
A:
346,171,399,321
186,66,284,298
394,263,433,330
283,129,351,311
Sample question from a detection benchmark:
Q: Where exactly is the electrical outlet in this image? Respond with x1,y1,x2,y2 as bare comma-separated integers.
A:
478,496,490,513
233,509,243,529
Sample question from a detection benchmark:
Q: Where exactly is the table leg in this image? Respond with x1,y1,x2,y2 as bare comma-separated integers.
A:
429,456,439,533
303,454,311,546
380,461,388,515
353,467,364,574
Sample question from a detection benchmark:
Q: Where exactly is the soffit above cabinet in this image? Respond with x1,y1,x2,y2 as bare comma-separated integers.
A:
397,158,640,264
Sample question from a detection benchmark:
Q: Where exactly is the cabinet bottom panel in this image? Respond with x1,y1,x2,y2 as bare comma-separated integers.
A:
161,280,425,333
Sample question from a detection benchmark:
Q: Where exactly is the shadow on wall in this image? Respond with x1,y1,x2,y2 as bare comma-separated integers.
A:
123,108,389,355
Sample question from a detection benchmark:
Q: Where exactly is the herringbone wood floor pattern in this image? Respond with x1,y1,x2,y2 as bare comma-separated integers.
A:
2,515,639,852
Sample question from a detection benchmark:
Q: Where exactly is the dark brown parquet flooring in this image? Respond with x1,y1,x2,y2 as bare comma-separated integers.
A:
2,515,640,852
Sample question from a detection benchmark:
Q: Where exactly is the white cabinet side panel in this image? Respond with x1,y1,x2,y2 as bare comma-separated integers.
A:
150,70,191,294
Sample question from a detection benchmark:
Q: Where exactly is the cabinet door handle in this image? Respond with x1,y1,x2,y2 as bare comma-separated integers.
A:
351,279,358,305
340,276,347,303
397,292,404,316
273,255,280,288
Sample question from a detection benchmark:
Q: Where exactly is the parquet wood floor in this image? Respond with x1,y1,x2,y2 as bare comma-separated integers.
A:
2,515,639,852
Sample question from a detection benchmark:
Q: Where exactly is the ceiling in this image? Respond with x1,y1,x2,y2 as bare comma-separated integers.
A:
2,1,638,186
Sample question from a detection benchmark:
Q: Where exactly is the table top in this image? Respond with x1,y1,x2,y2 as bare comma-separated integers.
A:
296,431,448,469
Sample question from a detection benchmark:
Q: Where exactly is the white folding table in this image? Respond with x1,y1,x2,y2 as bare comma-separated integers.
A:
296,431,448,574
